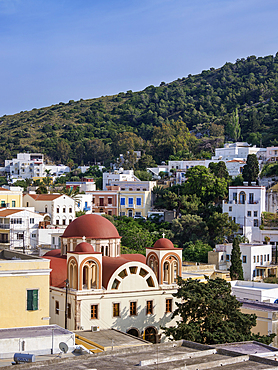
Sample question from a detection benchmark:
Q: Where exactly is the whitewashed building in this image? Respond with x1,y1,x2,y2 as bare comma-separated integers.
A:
208,242,273,281
223,185,265,243
103,170,140,190
231,280,278,303
23,193,76,226
0,208,44,249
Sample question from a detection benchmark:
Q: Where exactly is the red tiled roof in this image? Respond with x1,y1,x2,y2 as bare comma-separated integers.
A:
44,255,67,288
62,214,120,239
0,187,10,191
25,194,62,201
0,209,22,216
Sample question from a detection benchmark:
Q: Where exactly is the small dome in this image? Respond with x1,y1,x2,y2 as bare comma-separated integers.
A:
62,214,120,239
75,242,95,253
44,249,61,257
153,238,174,249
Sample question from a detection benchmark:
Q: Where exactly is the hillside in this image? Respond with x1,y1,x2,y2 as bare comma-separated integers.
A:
1,53,278,166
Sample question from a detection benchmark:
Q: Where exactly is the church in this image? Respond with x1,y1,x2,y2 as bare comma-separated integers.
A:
44,214,182,343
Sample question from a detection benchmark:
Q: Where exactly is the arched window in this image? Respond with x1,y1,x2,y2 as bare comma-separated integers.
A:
239,191,246,204
172,261,178,283
69,261,77,289
105,246,109,256
163,262,170,284
149,255,158,278
82,261,98,289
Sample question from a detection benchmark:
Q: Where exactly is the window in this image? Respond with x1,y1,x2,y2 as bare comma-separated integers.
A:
136,198,142,206
233,193,237,202
254,219,259,227
257,255,259,263
147,276,155,287
92,198,95,204
120,198,125,206
146,301,153,315
63,219,66,225
57,208,59,213
135,212,141,217
56,219,59,225
12,201,16,207
55,300,59,315
249,193,254,204
253,256,256,263
63,208,66,213
1,200,5,207
30,218,34,224
113,303,120,317
264,255,266,261
17,233,24,240
69,208,72,213
45,207,48,213
254,211,258,217
27,290,38,311
166,299,172,313
130,301,137,316
129,266,137,274
67,303,71,319
108,198,112,204
239,191,245,204
247,211,251,217
32,233,36,238
242,255,247,263
139,268,148,277
91,304,98,319
112,279,120,290
226,254,230,261
267,254,270,261
108,211,112,215
128,198,133,206
99,198,104,206
118,269,128,279
229,206,232,212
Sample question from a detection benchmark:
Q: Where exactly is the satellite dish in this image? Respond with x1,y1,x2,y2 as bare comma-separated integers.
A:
59,342,68,354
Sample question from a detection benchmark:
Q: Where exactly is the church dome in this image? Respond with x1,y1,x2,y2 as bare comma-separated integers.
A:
75,242,95,253
153,238,174,249
62,214,120,239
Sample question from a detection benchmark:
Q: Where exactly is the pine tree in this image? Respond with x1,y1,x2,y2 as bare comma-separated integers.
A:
242,154,259,185
163,277,275,345
229,237,244,280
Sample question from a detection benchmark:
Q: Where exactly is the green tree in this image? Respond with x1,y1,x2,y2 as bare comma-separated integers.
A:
229,237,244,280
183,241,213,263
134,170,153,181
184,166,228,204
206,212,239,246
163,277,275,345
242,154,259,185
171,214,209,247
226,108,241,141
208,161,230,180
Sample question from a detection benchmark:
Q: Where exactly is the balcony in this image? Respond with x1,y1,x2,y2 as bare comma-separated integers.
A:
0,224,9,229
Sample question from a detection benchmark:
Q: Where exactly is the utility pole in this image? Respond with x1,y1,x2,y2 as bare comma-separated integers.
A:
23,231,25,254
65,279,69,329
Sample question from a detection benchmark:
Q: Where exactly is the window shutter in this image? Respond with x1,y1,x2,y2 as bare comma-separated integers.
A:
32,290,38,310
27,290,33,310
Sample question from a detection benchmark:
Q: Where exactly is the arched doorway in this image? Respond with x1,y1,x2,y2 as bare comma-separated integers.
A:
145,326,158,343
127,328,139,338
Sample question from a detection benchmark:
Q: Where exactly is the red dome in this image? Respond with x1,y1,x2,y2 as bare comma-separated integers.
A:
62,214,120,239
44,249,61,257
75,242,95,253
153,238,174,249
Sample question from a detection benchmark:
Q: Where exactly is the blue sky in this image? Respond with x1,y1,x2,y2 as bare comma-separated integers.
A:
1,0,278,116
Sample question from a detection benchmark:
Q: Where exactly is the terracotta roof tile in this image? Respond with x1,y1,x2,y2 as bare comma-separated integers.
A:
0,187,10,191
25,194,62,201
0,209,22,216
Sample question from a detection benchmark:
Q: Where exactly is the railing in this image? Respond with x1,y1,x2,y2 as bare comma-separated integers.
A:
0,224,9,229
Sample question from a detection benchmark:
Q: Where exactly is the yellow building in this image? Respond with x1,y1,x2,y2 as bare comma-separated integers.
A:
0,186,22,208
119,190,152,218
240,299,278,347
0,249,51,328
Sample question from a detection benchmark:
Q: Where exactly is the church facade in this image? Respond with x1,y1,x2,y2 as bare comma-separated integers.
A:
45,214,182,343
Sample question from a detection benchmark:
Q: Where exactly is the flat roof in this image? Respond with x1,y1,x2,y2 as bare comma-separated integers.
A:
0,325,72,340
75,329,150,350
9,339,278,369
239,299,278,312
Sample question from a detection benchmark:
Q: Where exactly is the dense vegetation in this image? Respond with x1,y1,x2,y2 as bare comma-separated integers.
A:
163,277,275,345
2,53,278,166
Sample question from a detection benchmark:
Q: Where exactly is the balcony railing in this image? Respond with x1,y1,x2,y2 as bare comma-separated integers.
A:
0,224,9,229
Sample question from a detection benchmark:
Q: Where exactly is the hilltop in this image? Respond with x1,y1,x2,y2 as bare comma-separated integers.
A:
1,53,278,166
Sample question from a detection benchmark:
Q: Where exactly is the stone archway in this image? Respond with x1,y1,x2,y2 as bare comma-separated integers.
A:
145,326,158,343
127,327,140,338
